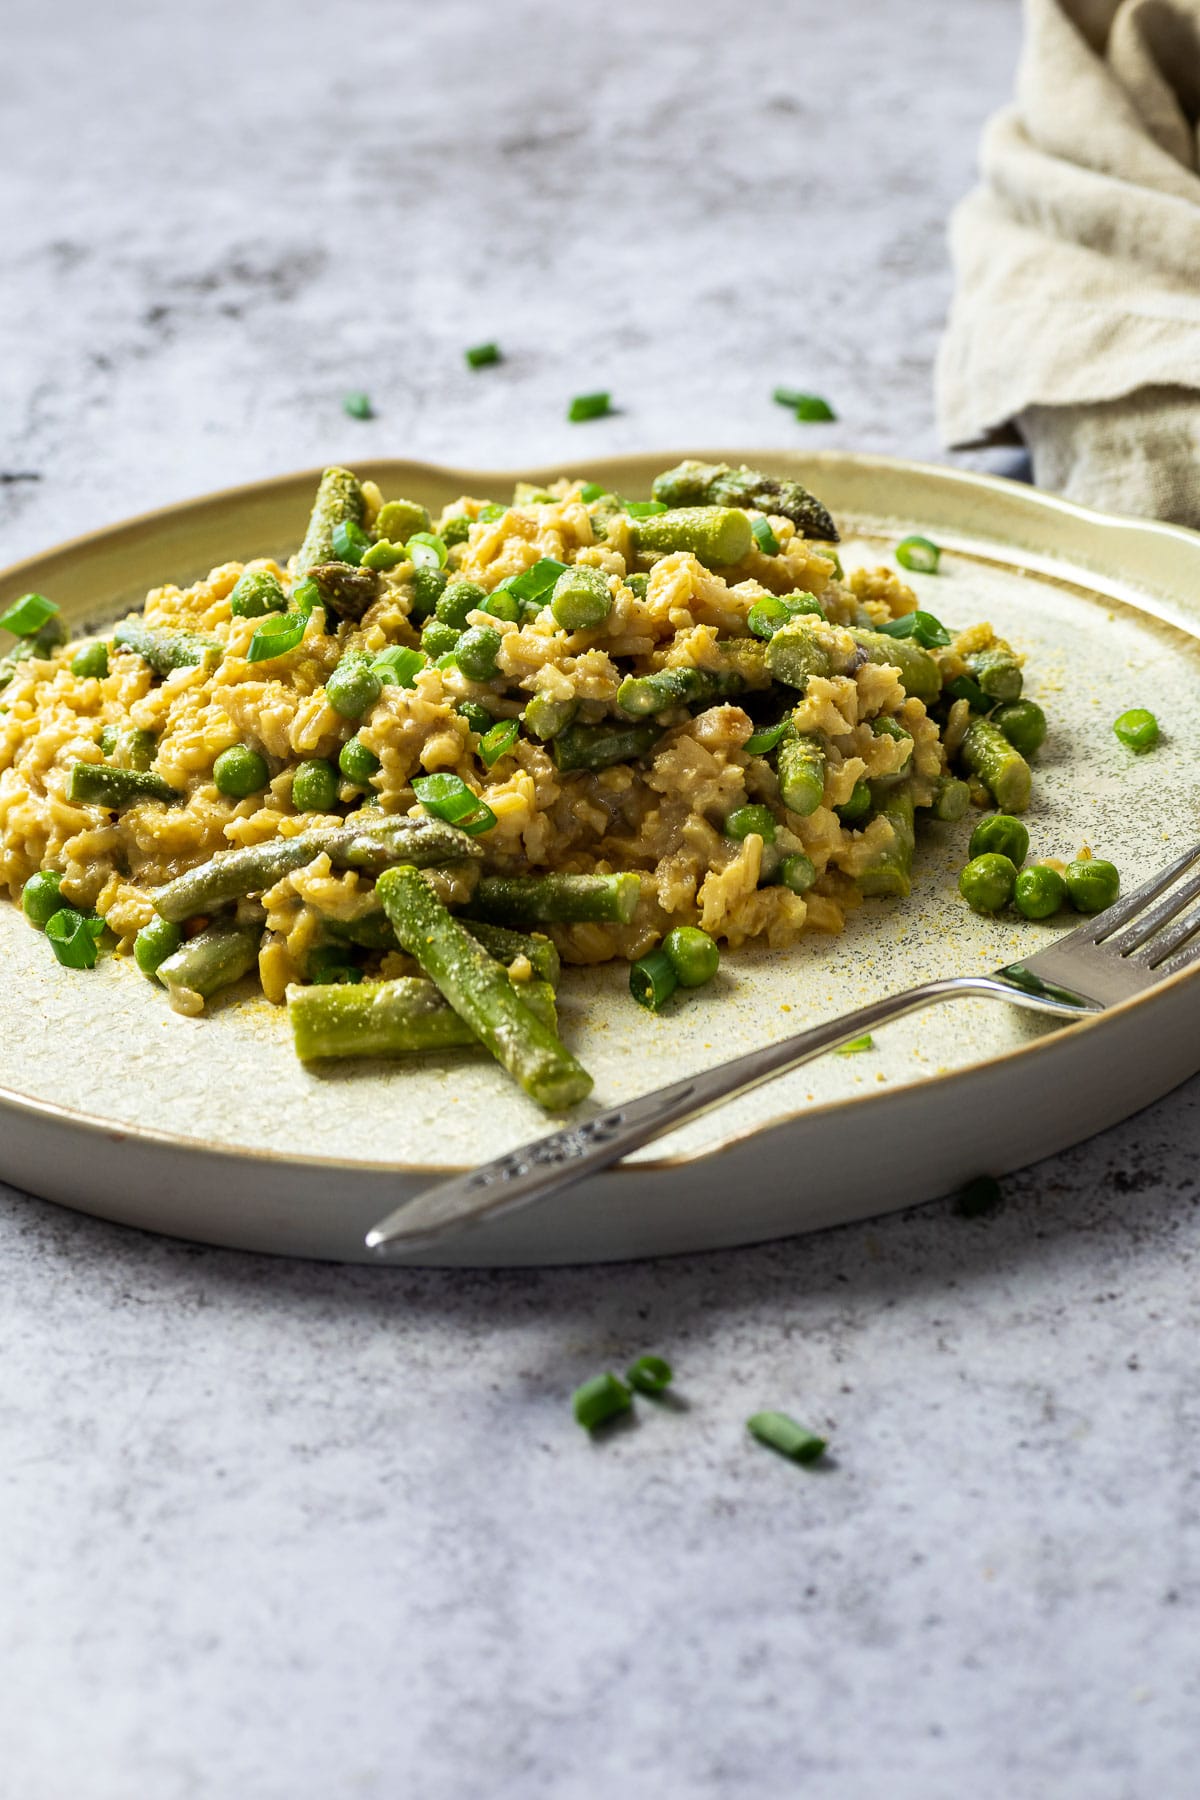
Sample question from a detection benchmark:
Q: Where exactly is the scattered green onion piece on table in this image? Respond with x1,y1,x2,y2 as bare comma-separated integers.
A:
958,853,1018,914
834,1034,873,1055
70,641,109,679
45,907,104,970
339,736,381,787
895,535,941,574
1113,708,1159,753
1014,864,1066,920
991,700,1047,758
230,570,287,618
1065,858,1120,914
662,926,719,989
22,870,63,927
968,814,1029,866
747,1411,828,1464
478,718,520,766
412,772,495,836
133,916,184,976
626,1355,673,1396
213,745,269,799
465,342,501,369
247,612,308,664
956,1175,1003,1218
550,565,612,631
567,392,612,423
630,948,678,1012
573,1373,632,1431
773,387,807,408
371,645,426,689
744,718,793,755
1,592,59,637
343,391,373,419
725,804,777,844
751,517,780,556
291,759,339,813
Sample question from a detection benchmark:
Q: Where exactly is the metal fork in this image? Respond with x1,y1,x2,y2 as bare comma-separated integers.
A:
366,841,1200,1255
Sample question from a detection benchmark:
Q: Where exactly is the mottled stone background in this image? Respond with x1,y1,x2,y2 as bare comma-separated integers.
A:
2,2,1196,1796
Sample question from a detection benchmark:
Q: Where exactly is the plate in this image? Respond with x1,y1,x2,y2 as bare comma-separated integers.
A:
2,451,1199,1265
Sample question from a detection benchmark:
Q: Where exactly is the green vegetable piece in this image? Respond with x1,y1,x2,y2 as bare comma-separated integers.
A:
213,745,269,799
408,566,448,623
421,619,461,659
406,531,448,570
463,921,561,987
22,870,63,927
307,562,379,622
616,665,735,718
230,570,287,618
958,852,1018,914
436,581,487,629
377,500,430,542
747,1410,827,1464
523,694,577,741
778,853,816,894
377,865,593,1110
468,872,641,927
372,646,426,689
550,565,612,630
960,717,1032,813
306,945,364,986
288,973,557,1059
944,674,989,713
1113,707,1159,753
725,803,776,844
625,573,649,599
465,342,501,369
747,591,824,640
412,771,496,836
339,736,381,787
477,503,507,523
133,916,184,976
361,539,406,572
478,718,520,766
834,1034,873,1055
1014,864,1066,920
750,517,780,555
481,589,521,624
572,1372,632,1430
858,786,915,897
850,628,941,705
964,648,1023,702
662,926,720,989
777,734,825,817
454,625,503,682
327,651,382,720
332,519,373,566
113,619,219,675
291,758,339,813
1,592,59,637
567,391,612,422
895,535,941,574
956,1175,1003,1218
343,391,372,419
793,395,836,422
247,612,308,664
440,514,471,546
630,947,678,1012
70,640,109,679
578,482,605,503
744,718,792,755
968,813,1029,866
68,763,181,808
931,775,970,822
110,726,157,772
501,558,571,608
630,506,753,569
457,700,494,734
45,906,104,970
992,700,1047,758
651,459,839,542
156,919,261,1006
553,720,662,773
1065,858,1120,914
626,1355,673,1395
295,466,366,577
874,609,951,649
763,617,834,690
836,780,872,825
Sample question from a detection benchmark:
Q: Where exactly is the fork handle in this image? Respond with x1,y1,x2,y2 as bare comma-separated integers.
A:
366,974,1084,1253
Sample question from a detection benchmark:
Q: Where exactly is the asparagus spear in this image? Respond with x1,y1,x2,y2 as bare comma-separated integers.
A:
763,617,836,689
112,619,220,675
295,467,366,575
288,975,558,1061
153,816,480,923
69,763,182,808
553,720,663,773
964,648,1023,702
467,872,641,927
321,910,562,986
776,734,825,816
930,774,971,821
857,785,915,898
156,919,262,1008
849,629,941,705
650,459,839,542
959,718,1032,813
377,865,593,1109
629,507,753,569
306,562,379,622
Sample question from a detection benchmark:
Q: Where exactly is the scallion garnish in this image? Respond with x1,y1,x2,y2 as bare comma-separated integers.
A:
834,1034,874,1055
291,577,322,615
405,532,448,570
343,391,373,420
371,645,426,688
567,392,612,423
744,718,792,756
332,519,373,565
572,1372,633,1431
247,612,308,663
45,906,104,970
895,535,941,574
747,1411,828,1464
411,772,496,836
630,947,678,1012
793,394,836,422
477,718,520,766
626,1355,673,1395
875,609,951,649
1,592,59,637
944,673,988,712
477,503,507,523
624,500,667,519
579,482,605,503
504,558,570,604
751,517,781,556
464,342,501,369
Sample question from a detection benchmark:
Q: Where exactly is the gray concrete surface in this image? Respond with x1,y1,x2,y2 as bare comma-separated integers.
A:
4,3,1197,1796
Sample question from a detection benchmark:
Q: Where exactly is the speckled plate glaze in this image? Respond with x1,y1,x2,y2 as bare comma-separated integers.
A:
2,452,1199,1265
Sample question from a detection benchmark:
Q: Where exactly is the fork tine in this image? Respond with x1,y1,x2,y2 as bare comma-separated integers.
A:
1146,926,1200,984
1142,900,1200,969
1081,842,1200,944
1106,866,1200,957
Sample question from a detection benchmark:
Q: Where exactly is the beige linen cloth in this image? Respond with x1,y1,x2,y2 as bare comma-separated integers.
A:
937,0,1200,526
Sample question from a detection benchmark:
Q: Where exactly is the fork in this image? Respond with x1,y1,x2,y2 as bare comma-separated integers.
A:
366,841,1200,1255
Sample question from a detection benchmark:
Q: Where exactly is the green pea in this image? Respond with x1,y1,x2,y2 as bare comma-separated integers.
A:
968,813,1029,866
214,745,270,798
230,570,287,618
523,693,577,741
1113,708,1159,753
836,780,872,825
725,804,777,844
454,625,503,682
662,926,720,988
22,870,63,928
440,514,471,547
326,652,382,720
958,853,1017,914
375,500,429,543
339,735,381,786
292,758,339,813
992,699,1047,758
437,581,487,630
133,915,184,976
777,852,817,894
550,566,612,630
409,566,448,622
1014,863,1066,920
421,620,461,660
625,573,649,599
1065,858,1120,914
70,641,109,680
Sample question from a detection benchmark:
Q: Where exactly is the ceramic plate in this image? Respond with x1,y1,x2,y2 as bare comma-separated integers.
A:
2,452,1199,1264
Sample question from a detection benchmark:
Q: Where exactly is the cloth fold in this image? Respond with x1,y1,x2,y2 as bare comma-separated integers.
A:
937,0,1200,526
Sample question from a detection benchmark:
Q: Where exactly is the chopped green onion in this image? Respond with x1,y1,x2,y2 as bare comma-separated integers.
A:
332,519,373,565
896,535,941,574
343,391,373,419
773,386,807,408
406,532,448,570
411,771,496,835
579,482,605,503
503,558,570,605
457,700,494,734
747,592,823,640
1,592,59,637
626,1354,673,1395
751,517,780,556
1113,707,1159,753
793,394,836,423
371,645,426,688
567,391,612,423
956,1175,1003,1218
45,906,104,970
464,342,501,369
747,1411,828,1464
291,577,322,615
834,1034,874,1055
572,1372,633,1431
724,803,776,844
477,503,507,523
944,674,988,712
875,608,951,649
247,612,308,663
478,718,520,766
630,948,678,1012
480,588,521,624
624,500,667,519
744,718,793,755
